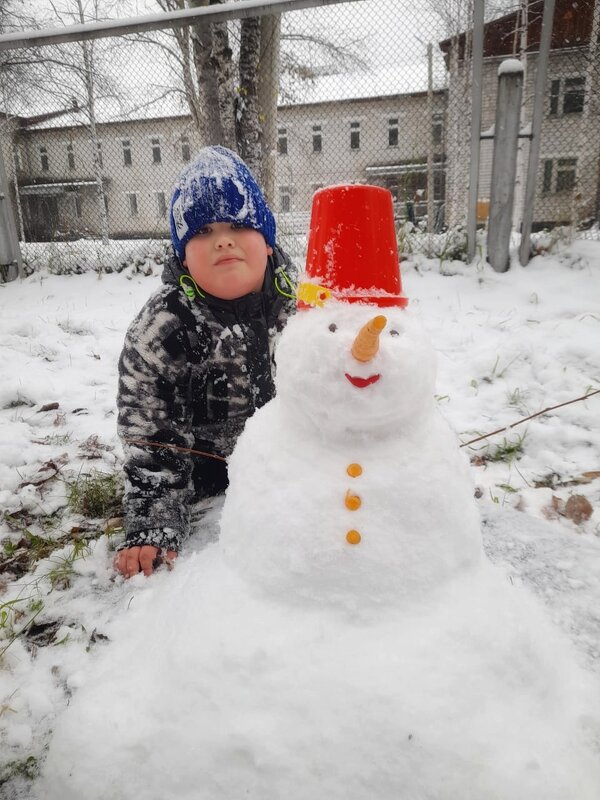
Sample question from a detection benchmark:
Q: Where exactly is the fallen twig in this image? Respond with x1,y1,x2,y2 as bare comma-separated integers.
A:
460,389,600,448
125,438,227,462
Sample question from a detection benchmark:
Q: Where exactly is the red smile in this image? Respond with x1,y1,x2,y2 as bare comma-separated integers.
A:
345,373,381,388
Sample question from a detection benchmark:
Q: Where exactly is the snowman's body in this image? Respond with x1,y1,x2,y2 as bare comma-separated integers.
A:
220,304,483,609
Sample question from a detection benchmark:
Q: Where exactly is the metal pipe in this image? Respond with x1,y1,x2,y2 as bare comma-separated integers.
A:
0,0,363,52
466,0,485,263
518,0,555,266
0,142,23,280
487,60,524,272
427,42,434,238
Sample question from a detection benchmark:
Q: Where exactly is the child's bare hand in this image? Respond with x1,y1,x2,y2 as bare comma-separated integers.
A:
115,546,177,578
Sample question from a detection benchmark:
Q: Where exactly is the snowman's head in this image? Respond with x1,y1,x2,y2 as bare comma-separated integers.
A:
275,303,437,437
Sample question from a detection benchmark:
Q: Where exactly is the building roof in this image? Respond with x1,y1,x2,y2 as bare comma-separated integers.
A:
281,62,448,106
13,66,448,134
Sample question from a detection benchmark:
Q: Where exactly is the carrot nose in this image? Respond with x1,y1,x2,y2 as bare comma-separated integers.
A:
351,315,387,362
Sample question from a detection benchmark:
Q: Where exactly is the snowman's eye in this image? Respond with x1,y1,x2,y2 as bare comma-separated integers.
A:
328,323,337,332
389,329,400,337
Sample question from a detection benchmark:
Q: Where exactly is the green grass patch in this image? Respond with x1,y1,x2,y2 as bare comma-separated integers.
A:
488,434,526,463
67,470,123,519
0,755,40,786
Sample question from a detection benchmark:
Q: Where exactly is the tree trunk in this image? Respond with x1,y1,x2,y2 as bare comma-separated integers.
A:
211,9,236,149
77,0,109,245
11,143,26,242
237,16,262,180
189,0,234,148
258,13,281,206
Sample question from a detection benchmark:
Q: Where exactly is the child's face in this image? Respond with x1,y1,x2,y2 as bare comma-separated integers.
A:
183,222,273,300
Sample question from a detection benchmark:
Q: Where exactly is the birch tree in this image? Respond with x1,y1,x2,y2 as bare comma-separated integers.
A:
132,0,279,190
134,0,363,200
74,0,110,243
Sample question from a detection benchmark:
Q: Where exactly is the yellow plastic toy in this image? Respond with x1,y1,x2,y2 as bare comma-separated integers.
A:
296,282,332,308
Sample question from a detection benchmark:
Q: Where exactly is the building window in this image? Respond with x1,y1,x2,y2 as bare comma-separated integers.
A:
556,158,577,191
432,113,444,146
127,192,138,217
350,121,360,150
122,139,132,166
71,194,82,219
388,118,399,147
549,79,561,115
67,143,75,170
39,146,49,172
542,157,577,193
563,77,585,114
95,141,103,169
312,125,322,153
278,127,288,155
543,159,553,192
279,185,291,212
13,146,23,172
549,77,585,116
181,135,191,163
156,191,167,218
151,136,162,164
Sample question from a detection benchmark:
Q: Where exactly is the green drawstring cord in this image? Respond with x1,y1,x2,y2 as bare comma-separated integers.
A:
274,267,296,300
180,274,205,301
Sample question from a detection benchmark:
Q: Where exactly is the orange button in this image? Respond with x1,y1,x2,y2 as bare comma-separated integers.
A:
347,463,363,477
345,491,361,511
346,530,361,545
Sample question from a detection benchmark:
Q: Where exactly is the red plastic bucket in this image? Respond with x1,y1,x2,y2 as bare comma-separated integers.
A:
301,184,408,308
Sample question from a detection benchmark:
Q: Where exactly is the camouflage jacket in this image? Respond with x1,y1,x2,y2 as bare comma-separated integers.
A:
117,245,296,552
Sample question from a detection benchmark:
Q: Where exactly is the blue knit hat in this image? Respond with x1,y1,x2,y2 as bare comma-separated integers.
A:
169,145,276,263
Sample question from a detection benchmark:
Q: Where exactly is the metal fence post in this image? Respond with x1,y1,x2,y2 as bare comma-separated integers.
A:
518,0,556,266
466,0,485,263
487,60,523,272
0,142,23,281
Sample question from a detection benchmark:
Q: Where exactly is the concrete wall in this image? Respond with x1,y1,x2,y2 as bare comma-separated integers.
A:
275,92,446,214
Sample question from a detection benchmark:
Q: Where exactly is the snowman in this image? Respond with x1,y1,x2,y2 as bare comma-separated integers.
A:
220,184,483,611
39,186,600,800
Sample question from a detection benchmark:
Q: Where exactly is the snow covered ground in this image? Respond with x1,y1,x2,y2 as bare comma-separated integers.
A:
0,235,599,796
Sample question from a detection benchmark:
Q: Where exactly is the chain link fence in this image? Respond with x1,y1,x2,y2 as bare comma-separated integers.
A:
0,0,599,276
474,0,600,243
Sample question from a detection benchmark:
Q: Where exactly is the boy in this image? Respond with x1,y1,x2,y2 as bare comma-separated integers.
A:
115,146,296,578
